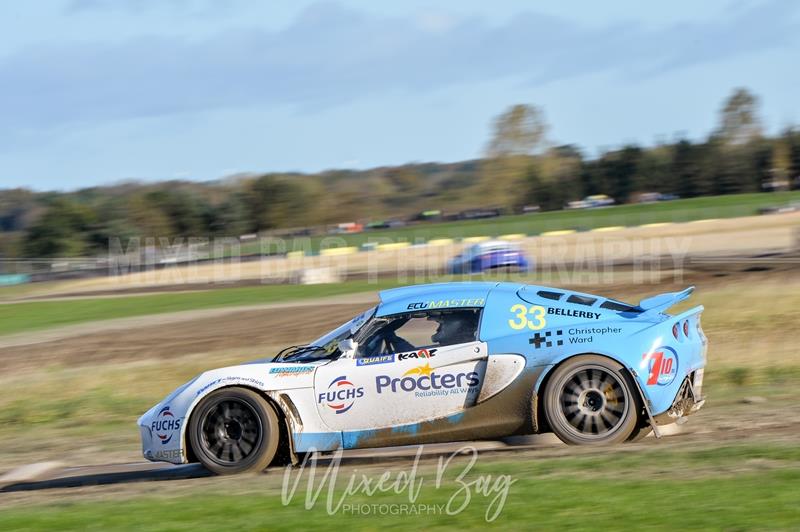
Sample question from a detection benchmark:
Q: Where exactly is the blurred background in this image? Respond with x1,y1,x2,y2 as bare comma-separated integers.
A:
1,1,799,529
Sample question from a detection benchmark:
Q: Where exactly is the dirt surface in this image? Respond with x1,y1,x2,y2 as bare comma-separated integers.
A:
2,263,798,373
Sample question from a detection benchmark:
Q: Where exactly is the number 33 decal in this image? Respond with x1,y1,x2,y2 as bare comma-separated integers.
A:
508,304,547,330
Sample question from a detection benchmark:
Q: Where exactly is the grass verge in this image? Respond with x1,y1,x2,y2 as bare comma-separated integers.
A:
1,444,799,530
0,280,404,336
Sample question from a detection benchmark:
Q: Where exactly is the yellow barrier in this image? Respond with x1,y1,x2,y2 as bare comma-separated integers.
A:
591,226,625,233
462,236,490,243
499,233,526,240
319,246,358,256
286,250,306,259
376,242,411,251
426,238,454,246
540,229,576,237
640,222,673,228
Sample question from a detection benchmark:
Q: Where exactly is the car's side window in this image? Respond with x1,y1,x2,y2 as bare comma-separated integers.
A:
356,309,481,358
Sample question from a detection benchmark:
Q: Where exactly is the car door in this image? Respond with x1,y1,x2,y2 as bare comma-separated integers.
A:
313,308,488,434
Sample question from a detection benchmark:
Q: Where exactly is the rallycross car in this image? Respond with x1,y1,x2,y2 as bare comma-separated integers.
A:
139,282,707,474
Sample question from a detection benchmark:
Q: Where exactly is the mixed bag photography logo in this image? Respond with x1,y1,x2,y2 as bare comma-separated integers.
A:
281,445,517,522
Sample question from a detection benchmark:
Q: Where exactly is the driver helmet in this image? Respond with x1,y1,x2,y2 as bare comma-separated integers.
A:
429,311,478,345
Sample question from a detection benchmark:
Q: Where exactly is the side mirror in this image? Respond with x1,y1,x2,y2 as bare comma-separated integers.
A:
338,338,358,358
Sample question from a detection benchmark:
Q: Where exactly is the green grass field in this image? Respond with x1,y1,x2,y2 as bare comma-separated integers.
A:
1,443,798,530
0,280,403,336
244,191,800,253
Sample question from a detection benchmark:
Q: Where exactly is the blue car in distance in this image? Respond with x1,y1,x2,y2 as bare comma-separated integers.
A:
448,240,532,274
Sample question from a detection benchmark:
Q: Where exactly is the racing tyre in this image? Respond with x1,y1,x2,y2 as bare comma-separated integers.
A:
543,355,641,445
626,424,653,442
189,387,280,474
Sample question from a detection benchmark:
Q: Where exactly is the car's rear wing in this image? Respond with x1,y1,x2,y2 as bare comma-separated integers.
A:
638,286,695,314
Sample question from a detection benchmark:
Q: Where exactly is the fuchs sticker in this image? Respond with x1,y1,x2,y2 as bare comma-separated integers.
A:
397,348,437,361
318,375,365,414
151,406,182,445
356,354,395,366
642,347,679,386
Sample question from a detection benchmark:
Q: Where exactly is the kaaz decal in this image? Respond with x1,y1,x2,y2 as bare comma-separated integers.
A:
642,347,679,386
397,348,437,361
151,406,181,445
357,354,395,366
318,375,365,414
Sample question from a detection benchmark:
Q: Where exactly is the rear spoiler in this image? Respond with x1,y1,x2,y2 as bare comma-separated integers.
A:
638,286,695,314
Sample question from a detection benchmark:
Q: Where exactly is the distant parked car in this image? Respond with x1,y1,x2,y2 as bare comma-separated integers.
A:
567,194,615,209
448,240,532,274
637,192,680,203
458,208,503,220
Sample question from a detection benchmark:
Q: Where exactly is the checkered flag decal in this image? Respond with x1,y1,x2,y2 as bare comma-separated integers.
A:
529,329,564,349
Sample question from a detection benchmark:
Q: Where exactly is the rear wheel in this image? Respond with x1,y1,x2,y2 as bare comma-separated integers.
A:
543,355,641,445
189,387,280,475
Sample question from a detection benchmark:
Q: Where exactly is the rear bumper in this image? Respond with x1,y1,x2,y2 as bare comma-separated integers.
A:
653,370,705,425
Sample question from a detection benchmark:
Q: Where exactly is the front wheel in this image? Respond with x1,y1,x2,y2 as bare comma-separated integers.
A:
543,355,641,445
189,387,280,474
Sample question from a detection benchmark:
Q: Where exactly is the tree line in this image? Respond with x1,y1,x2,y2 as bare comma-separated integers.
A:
1,87,799,258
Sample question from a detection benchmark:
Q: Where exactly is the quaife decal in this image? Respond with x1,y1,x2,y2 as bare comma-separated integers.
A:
151,406,182,445
547,307,601,320
270,366,315,376
397,348,437,361
407,298,485,310
356,354,395,366
318,375,365,414
642,347,679,386
375,363,480,398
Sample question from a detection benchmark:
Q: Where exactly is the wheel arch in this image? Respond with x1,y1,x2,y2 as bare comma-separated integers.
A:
532,351,648,434
182,384,294,466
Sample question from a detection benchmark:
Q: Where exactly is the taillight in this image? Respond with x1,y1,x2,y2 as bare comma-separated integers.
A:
683,321,690,337
672,323,679,339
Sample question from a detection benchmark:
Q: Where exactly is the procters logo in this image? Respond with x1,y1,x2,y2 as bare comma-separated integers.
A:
318,375,365,414
151,406,182,445
375,363,480,394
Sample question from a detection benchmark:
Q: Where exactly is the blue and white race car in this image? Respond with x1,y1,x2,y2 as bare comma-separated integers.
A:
139,282,707,474
448,241,532,274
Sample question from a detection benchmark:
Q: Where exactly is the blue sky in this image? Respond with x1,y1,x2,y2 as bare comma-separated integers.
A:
1,0,798,190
